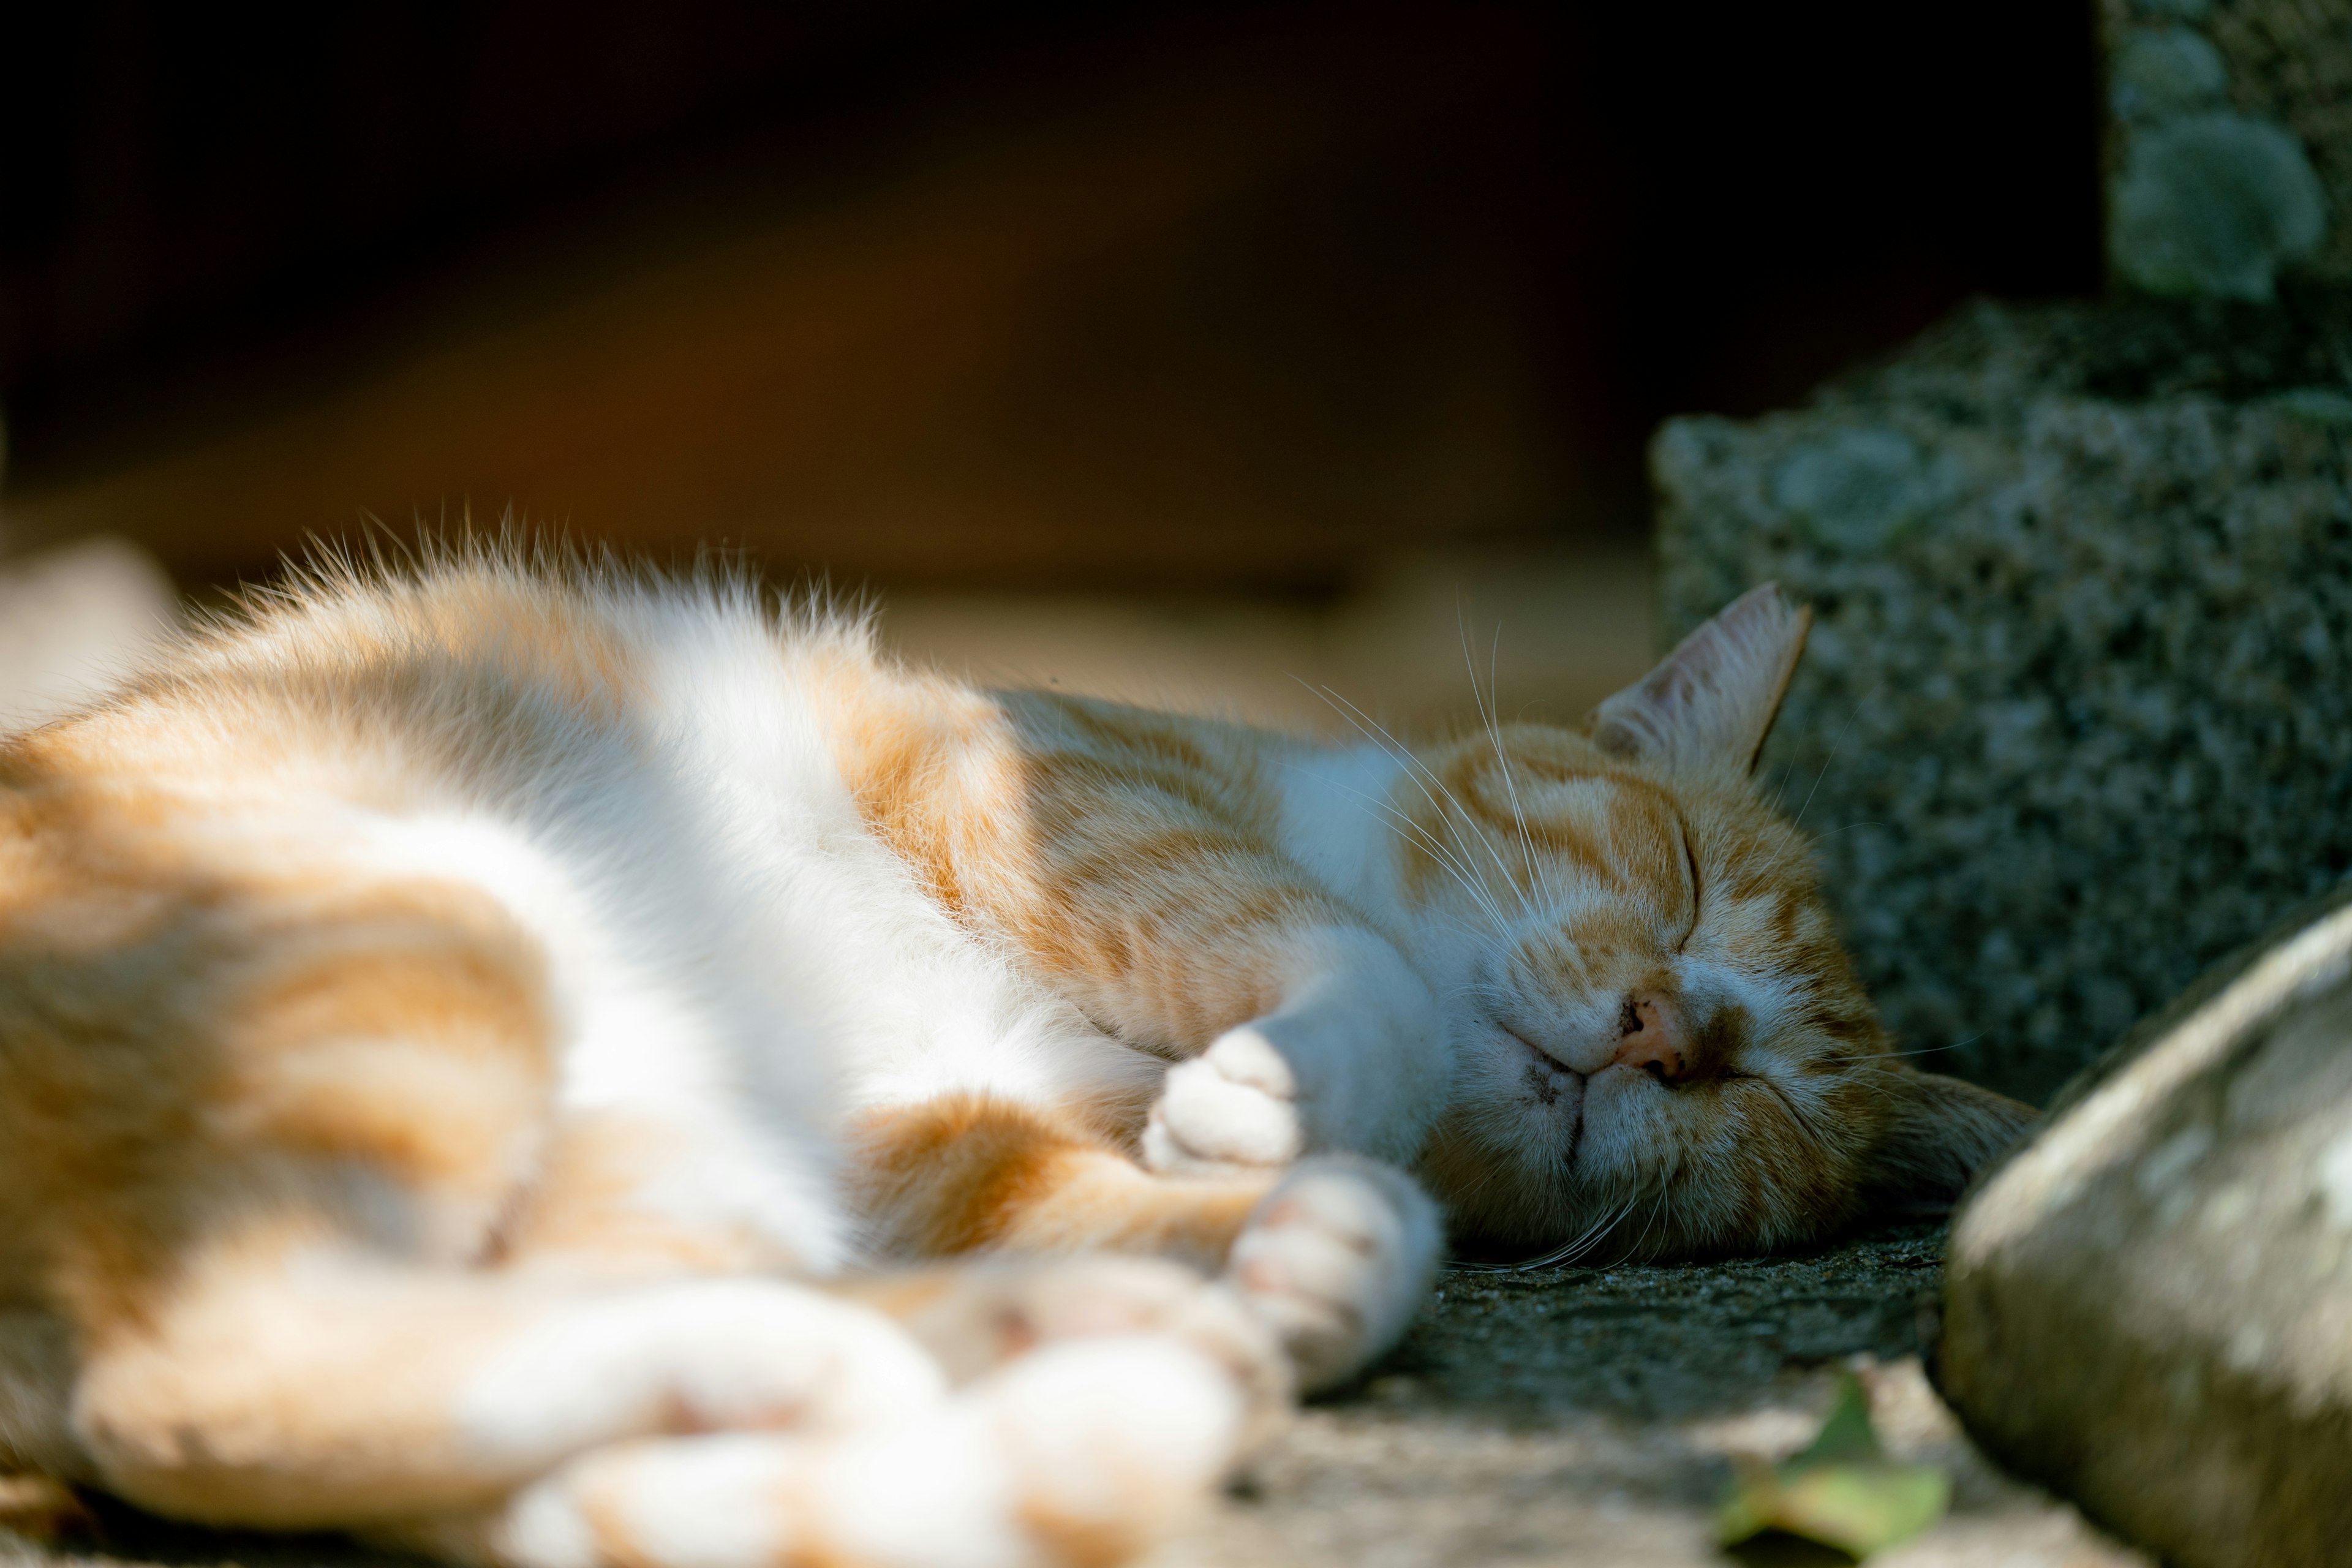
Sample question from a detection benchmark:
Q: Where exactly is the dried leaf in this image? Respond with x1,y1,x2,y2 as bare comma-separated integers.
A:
1718,1371,1950,1559
1789,1370,1883,1470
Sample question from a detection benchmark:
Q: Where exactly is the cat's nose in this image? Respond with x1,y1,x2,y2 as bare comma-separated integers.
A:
1613,991,1691,1082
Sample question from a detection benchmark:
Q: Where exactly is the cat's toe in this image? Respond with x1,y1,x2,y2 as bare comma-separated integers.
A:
881,1254,1291,1435
971,1334,1248,1559
1140,1027,1305,1175
1223,1155,1442,1392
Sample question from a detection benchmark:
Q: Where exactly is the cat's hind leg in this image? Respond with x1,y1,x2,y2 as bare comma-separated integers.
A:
843,1251,1290,1434
399,1333,1246,1568
70,1237,1267,1568
1226,1156,1441,1392
68,1244,946,1530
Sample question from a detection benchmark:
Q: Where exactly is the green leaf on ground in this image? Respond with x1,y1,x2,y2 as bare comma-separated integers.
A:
1717,1371,1950,1559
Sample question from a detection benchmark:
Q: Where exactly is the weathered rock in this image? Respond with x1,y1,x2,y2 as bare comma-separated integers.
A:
1937,879,2352,1568
1655,293,2352,1103
2101,0,2348,299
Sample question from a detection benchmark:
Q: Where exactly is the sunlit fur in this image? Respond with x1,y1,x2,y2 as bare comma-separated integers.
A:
0,549,2024,1566
0,548,1450,1568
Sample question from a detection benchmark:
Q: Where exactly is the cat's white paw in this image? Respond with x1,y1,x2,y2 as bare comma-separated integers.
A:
1142,1024,1305,1175
476,1336,1247,1568
457,1281,946,1464
889,1254,1292,1437
1223,1156,1442,1393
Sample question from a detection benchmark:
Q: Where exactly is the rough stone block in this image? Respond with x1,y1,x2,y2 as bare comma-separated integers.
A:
1936,880,2352,1568
1654,294,2352,1102
2102,0,2350,298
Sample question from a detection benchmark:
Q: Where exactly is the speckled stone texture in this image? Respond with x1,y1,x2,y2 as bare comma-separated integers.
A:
2199,0,2352,284
1654,292,2352,1104
2101,0,2347,298
1939,880,2352,1568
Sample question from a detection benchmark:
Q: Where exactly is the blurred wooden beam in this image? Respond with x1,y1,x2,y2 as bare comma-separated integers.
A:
1,16,1569,591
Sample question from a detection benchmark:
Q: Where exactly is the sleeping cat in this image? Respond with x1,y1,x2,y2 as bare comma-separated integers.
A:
837,573,2028,1265
0,551,2029,1568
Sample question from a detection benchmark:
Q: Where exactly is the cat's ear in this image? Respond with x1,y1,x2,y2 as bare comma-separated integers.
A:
1858,1068,2037,1216
1586,583,1811,777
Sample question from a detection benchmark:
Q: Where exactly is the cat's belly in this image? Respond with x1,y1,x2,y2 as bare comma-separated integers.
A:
350,800,851,1276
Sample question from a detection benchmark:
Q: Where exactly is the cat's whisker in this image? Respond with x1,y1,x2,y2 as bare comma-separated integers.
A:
1310,681,1524,909
1539,1178,1643,1270
1458,615,1549,916
1626,1175,1676,1262
1568,1192,1638,1262
1384,813,1514,937
1789,693,1870,837
1558,1186,1644,1268
1315,777,1503,931
1457,1183,1635,1273
1300,684,1519,931
1823,1041,1979,1066
1490,624,1561,914
1277,742,1510,933
1373,808,1514,937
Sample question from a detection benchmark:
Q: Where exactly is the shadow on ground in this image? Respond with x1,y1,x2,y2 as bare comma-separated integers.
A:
1158,1224,2147,1567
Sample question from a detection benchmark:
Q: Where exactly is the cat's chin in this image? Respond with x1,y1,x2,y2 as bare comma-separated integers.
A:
1416,1109,1585,1251
1503,1030,1587,1143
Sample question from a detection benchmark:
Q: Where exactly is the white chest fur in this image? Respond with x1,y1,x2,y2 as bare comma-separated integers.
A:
1274,742,1410,917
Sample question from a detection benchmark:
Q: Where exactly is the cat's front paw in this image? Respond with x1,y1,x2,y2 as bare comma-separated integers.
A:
1142,1025,1305,1176
1224,1156,1441,1393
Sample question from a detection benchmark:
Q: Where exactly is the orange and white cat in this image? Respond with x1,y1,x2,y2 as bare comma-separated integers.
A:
0,551,2028,1568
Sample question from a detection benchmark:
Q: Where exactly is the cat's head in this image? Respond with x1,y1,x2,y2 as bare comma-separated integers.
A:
1401,585,2032,1259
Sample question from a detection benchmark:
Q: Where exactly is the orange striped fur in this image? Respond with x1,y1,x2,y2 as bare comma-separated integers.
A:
850,1096,1268,1268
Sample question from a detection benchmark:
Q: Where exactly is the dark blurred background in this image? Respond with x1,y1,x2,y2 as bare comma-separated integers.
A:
0,1,2098,720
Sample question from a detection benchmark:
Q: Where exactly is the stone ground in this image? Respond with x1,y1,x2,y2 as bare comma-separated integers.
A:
1161,1226,2146,1567
0,1226,2147,1568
